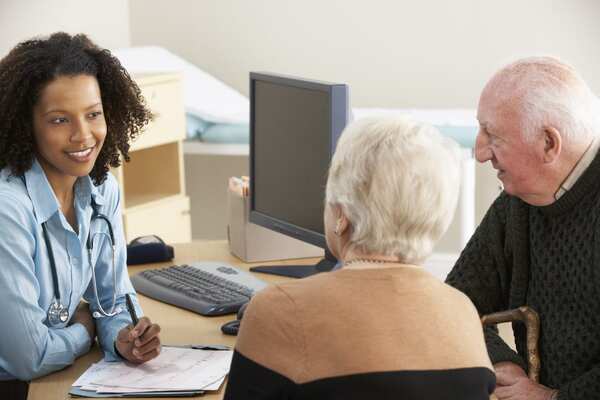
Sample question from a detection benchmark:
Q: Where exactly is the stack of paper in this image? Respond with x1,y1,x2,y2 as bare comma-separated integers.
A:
70,346,233,397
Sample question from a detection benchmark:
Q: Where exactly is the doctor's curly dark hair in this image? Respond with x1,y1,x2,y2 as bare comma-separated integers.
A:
0,32,151,185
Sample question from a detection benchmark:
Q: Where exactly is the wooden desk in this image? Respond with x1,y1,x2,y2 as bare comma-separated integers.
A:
29,240,315,400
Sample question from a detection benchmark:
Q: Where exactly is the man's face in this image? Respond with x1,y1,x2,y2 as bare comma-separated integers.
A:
475,89,548,205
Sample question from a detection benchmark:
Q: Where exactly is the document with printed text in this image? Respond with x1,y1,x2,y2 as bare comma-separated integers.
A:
71,346,233,396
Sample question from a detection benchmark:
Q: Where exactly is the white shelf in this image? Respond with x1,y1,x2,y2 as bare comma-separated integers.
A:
115,73,191,243
183,141,249,156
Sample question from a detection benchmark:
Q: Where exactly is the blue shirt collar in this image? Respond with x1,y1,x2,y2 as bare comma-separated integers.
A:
23,158,105,224
74,172,106,211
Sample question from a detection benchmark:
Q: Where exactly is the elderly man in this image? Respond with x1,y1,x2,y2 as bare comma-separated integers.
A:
446,56,600,400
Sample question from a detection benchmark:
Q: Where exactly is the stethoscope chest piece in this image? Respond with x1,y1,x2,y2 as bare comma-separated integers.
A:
48,300,69,325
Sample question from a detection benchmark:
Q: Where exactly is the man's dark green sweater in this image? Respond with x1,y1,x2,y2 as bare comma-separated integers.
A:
446,152,600,400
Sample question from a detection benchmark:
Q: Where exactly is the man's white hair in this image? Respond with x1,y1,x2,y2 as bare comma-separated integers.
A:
326,116,461,264
487,56,600,143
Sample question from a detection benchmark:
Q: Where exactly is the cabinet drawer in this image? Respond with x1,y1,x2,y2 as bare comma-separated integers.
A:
132,76,185,151
123,195,191,244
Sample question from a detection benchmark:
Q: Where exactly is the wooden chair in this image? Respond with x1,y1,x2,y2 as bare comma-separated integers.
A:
481,306,541,382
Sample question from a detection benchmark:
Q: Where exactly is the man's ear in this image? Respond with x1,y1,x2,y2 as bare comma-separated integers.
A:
542,126,562,163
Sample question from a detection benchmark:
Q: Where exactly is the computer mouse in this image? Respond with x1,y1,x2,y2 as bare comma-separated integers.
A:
221,319,240,336
220,302,249,336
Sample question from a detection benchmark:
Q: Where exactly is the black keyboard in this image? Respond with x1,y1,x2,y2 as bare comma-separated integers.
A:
131,263,267,316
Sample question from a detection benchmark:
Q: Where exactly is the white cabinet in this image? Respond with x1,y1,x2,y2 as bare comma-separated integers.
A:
112,73,191,244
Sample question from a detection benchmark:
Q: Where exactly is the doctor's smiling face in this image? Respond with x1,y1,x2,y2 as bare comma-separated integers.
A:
32,74,107,182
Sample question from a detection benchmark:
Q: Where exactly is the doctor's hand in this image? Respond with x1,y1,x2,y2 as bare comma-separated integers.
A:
116,317,161,364
70,302,96,341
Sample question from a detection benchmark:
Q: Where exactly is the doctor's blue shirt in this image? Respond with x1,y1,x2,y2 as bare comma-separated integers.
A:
0,159,142,381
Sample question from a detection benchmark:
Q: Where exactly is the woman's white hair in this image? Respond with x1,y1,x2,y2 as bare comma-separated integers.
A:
487,56,600,143
326,116,461,264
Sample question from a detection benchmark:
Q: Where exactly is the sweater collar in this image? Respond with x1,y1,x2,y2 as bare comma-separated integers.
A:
554,137,600,200
538,146,600,216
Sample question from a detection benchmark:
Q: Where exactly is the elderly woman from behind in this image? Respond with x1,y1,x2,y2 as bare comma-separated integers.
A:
224,117,496,399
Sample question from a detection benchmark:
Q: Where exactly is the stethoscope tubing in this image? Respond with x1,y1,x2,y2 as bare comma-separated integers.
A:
41,222,61,302
19,174,120,326
44,199,119,324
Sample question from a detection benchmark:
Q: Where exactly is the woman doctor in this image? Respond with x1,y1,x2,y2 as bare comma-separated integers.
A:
0,33,161,398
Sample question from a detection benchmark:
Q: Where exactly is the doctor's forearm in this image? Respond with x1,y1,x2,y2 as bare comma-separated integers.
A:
2,323,91,381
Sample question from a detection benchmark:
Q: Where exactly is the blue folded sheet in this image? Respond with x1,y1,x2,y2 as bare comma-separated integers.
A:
434,125,477,148
186,114,478,148
186,114,249,144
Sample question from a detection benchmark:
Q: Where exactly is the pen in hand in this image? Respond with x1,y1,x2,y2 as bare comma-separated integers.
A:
125,293,139,326
117,294,161,363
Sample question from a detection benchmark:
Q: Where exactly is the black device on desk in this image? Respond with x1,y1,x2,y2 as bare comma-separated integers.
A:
248,72,349,278
126,235,174,265
221,302,249,336
130,262,267,316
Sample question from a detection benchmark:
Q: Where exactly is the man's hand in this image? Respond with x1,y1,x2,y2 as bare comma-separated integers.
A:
115,317,161,363
494,362,558,400
69,302,96,341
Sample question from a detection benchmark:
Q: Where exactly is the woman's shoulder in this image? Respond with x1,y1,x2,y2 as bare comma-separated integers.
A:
92,172,121,206
430,277,482,317
235,283,307,381
425,280,493,367
249,273,326,304
242,284,298,321
94,172,118,193
0,169,34,217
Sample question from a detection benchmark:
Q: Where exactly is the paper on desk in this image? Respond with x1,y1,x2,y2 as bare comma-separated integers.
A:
81,384,182,393
70,386,204,398
73,362,114,387
93,376,226,394
87,347,232,391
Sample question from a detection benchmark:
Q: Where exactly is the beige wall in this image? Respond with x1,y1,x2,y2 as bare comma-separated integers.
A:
0,0,131,57
129,0,600,108
128,0,600,247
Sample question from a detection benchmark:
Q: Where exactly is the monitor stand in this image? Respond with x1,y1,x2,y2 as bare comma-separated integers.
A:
249,249,338,278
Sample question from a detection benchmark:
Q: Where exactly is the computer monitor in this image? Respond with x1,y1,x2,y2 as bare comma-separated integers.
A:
248,72,349,278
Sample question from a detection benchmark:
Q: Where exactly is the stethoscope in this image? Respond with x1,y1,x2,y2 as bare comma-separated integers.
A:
42,198,120,326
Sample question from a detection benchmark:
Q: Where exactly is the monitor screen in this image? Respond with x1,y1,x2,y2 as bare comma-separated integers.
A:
249,72,349,249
